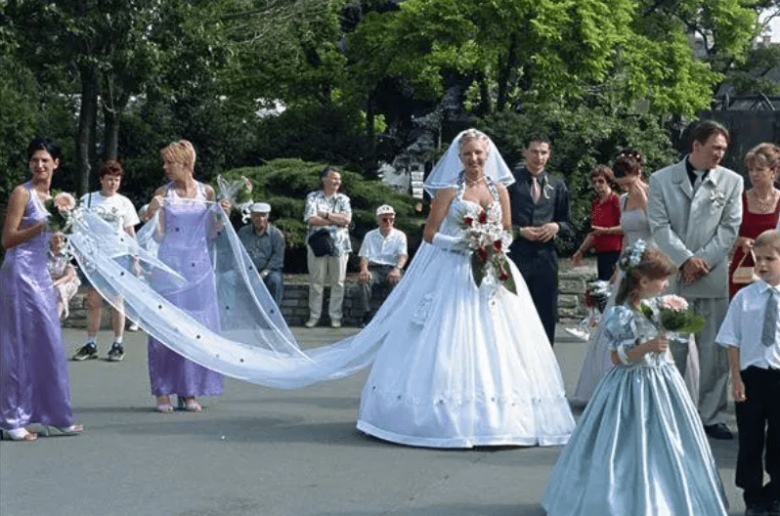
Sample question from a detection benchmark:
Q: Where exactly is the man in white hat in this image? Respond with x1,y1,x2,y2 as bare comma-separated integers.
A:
356,205,408,326
237,202,286,307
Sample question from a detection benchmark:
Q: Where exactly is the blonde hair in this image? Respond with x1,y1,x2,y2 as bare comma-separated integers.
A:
161,140,196,171
755,229,780,255
458,129,491,155
745,143,780,175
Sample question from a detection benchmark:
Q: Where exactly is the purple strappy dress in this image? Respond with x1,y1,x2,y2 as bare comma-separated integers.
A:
0,182,74,430
147,183,223,398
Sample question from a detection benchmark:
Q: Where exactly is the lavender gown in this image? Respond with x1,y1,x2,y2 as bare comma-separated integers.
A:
0,182,74,430
147,183,223,397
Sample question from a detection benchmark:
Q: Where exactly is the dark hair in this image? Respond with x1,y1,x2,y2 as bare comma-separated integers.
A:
99,159,124,178
320,166,338,179
27,136,61,161
525,135,551,149
612,149,645,179
689,120,731,149
615,246,677,305
590,165,617,192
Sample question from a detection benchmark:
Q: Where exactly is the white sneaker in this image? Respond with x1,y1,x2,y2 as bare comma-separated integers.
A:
330,319,342,328
304,318,319,328
565,327,590,341
128,322,140,332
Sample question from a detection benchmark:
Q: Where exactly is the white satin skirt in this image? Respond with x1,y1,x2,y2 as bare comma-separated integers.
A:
356,244,575,448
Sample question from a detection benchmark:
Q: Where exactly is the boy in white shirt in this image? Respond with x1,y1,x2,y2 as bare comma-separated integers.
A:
717,229,780,516
73,160,140,362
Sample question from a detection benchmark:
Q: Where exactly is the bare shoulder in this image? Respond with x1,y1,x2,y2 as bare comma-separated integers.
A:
203,183,216,201
153,185,168,198
8,184,31,205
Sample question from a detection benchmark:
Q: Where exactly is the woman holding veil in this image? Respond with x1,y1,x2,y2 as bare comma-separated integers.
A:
140,140,228,413
355,129,575,448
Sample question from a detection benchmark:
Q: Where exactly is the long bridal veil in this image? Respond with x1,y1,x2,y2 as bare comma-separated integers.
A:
66,129,515,390
67,200,385,388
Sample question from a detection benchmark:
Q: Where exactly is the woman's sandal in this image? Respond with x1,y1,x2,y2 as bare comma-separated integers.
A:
177,396,202,412
1,428,38,442
156,396,174,413
42,424,84,437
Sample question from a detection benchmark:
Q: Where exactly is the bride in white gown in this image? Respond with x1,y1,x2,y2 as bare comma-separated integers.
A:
356,129,575,447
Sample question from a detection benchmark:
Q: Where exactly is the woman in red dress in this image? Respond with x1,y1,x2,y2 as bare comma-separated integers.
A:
572,165,623,280
729,143,780,298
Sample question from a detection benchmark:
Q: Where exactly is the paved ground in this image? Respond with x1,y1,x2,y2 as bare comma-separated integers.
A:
1,325,744,516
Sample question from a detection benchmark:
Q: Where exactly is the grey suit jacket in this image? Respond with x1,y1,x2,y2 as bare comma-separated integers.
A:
647,158,743,298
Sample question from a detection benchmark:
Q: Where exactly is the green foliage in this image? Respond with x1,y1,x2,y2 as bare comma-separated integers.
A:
219,158,423,272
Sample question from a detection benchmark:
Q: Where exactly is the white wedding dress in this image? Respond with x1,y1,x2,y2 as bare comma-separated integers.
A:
357,181,575,448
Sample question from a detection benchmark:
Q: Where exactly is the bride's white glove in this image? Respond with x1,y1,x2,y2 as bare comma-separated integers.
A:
501,230,513,251
432,232,470,253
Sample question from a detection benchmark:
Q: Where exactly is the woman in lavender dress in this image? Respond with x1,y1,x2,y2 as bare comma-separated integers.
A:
0,137,83,441
141,140,228,413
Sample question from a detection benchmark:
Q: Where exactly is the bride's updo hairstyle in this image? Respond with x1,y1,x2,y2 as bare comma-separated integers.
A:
614,240,676,305
457,129,491,155
612,149,645,179
161,140,197,171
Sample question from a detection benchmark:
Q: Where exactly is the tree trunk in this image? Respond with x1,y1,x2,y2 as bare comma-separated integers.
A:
103,104,120,161
496,34,519,112
77,64,99,198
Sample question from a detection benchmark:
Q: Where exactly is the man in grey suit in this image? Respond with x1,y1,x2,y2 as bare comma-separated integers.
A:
647,120,743,440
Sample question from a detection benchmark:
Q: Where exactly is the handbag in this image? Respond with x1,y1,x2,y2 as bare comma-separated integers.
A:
307,228,336,257
732,250,756,284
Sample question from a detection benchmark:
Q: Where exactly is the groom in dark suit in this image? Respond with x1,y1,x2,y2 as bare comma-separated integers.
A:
508,136,573,345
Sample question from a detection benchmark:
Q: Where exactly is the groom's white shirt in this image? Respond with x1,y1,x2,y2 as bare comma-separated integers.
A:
647,157,743,298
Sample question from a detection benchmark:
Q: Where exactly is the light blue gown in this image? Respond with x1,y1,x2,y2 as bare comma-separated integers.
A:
543,303,728,516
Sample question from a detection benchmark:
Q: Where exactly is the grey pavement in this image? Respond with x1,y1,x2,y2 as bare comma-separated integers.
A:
1,325,745,516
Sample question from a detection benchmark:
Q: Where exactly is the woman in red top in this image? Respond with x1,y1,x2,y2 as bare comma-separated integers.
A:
572,165,623,280
729,143,780,298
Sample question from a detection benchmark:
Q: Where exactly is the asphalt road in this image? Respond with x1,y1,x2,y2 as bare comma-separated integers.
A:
0,325,745,516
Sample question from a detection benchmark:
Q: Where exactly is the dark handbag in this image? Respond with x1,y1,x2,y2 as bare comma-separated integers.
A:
308,228,335,257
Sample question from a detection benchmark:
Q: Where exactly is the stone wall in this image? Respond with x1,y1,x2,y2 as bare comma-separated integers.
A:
63,264,597,329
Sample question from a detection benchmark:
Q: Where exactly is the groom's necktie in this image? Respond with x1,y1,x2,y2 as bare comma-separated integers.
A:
762,287,779,347
531,176,541,204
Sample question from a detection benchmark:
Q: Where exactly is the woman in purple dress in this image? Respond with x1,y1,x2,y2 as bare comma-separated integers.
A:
0,137,83,441
141,140,227,413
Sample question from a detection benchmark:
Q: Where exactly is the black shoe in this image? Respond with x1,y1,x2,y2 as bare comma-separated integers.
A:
704,423,734,440
359,316,372,328
745,504,767,516
107,342,125,362
72,343,98,361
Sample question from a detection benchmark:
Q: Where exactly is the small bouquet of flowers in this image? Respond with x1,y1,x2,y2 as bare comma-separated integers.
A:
216,174,254,222
639,294,705,337
462,204,517,295
584,280,610,314
44,191,77,233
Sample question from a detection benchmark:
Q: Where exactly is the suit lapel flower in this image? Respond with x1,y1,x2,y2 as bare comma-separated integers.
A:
709,188,726,208
542,176,554,200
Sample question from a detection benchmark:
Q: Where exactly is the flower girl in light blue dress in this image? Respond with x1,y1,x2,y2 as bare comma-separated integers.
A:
543,240,728,516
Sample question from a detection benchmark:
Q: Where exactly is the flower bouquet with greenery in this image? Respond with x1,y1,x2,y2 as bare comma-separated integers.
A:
44,191,77,233
462,204,517,295
639,294,705,337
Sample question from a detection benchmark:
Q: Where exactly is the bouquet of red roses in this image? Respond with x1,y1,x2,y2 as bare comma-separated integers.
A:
462,204,517,295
